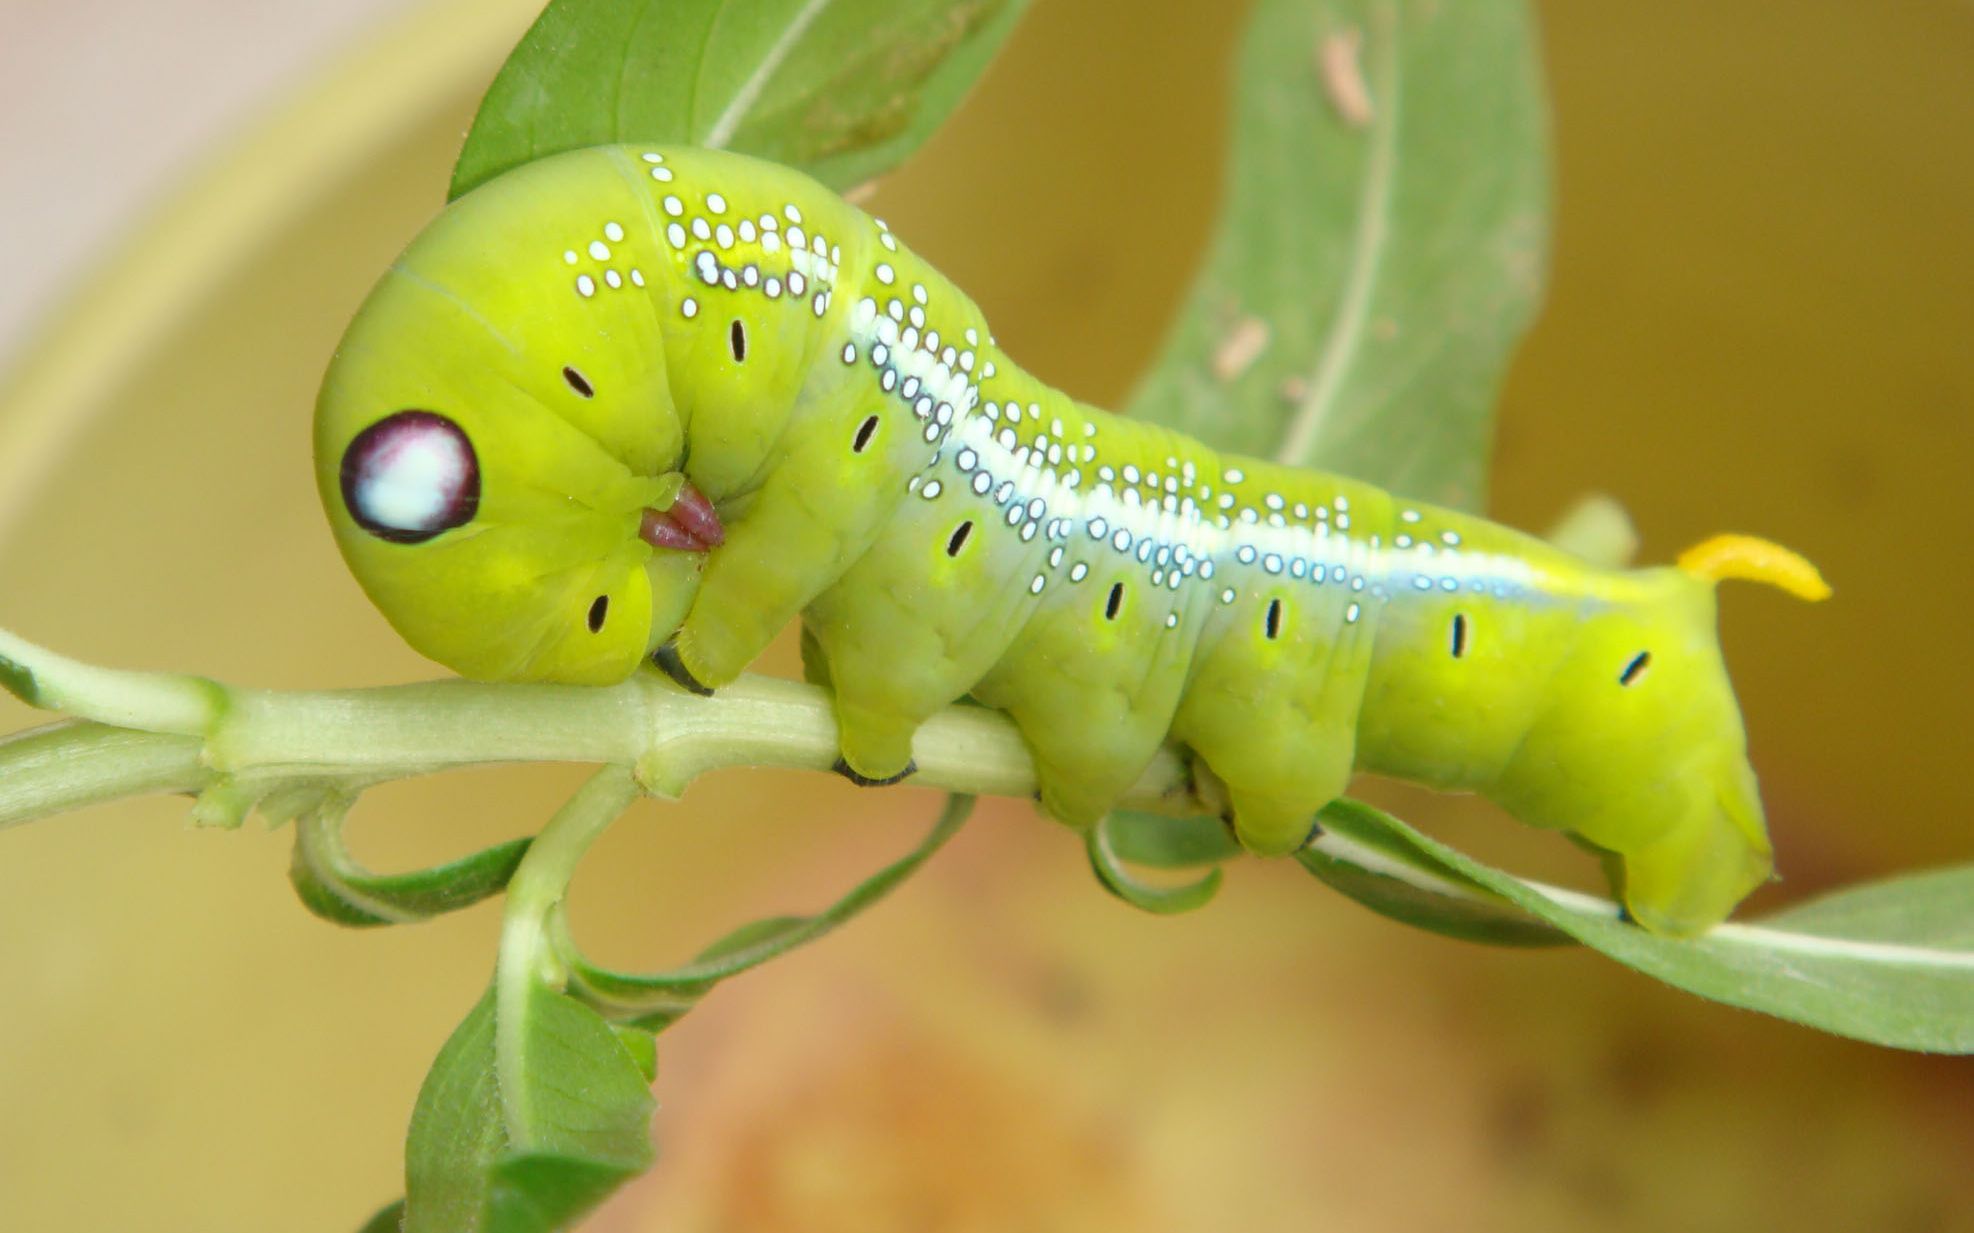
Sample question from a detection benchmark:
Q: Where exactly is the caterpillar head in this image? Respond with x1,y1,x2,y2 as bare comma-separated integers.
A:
1493,536,1828,935
315,157,707,683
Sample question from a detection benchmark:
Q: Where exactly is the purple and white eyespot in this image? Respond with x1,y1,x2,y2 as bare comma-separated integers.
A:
340,410,479,543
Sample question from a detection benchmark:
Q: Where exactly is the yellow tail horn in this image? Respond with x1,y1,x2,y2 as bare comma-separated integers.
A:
1677,534,1831,601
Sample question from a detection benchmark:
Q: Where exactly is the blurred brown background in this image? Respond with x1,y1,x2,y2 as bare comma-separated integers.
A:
0,1,1969,1230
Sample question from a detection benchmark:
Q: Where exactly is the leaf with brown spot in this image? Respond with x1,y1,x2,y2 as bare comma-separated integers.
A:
1129,0,1549,512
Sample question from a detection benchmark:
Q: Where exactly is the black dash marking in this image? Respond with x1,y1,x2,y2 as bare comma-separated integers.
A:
586,595,608,633
832,756,918,787
729,319,747,361
852,415,879,453
1451,612,1468,658
1619,650,1651,686
1264,598,1284,640
562,366,594,398
1105,582,1124,621
652,643,713,696
946,520,973,557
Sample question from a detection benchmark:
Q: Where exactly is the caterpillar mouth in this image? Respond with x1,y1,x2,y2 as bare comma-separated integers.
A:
639,479,725,553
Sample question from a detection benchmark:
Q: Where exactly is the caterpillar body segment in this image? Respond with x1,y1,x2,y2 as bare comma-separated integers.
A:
317,145,1819,936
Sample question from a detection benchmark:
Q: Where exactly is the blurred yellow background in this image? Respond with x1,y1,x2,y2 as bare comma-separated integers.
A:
0,1,1970,1231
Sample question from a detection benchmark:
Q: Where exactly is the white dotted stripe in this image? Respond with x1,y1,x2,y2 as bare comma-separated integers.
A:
564,156,1531,630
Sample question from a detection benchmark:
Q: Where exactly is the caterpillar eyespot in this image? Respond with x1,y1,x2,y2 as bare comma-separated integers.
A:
337,410,478,545
315,144,1828,937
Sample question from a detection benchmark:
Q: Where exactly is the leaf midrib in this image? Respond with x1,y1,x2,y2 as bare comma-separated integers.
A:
1276,0,1401,467
703,0,838,147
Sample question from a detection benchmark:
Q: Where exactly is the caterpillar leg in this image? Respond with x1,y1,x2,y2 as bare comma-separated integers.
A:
668,403,910,690
668,495,854,688
1179,726,1351,856
971,574,1209,829
797,625,920,785
1171,588,1368,856
1218,782,1337,855
651,642,713,695
831,755,918,787
802,477,1054,786
1019,712,1176,827
982,686,1186,828
1541,748,1773,936
1589,803,1773,936
804,596,1030,783
828,698,924,785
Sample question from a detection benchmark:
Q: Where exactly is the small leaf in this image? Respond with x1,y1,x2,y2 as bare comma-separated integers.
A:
451,0,1030,200
1104,809,1244,868
1297,801,1569,947
290,794,530,928
394,983,658,1233
1128,0,1549,511
1085,811,1223,916
0,624,222,735
1309,799,1974,1053
561,794,972,1029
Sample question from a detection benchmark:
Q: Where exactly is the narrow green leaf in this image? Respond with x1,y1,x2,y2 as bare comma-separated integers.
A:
451,0,1030,200
1309,799,1974,1053
1104,809,1243,869
291,860,396,928
696,913,811,960
290,795,531,928
1128,0,1548,511
395,983,658,1233
1085,811,1224,916
0,623,223,735
561,794,972,1027
1297,800,1569,947
1761,866,1974,949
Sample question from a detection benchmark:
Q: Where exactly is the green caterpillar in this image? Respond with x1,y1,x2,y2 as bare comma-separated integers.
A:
315,145,1827,937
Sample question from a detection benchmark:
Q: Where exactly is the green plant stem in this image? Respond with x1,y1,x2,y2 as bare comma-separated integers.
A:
9,623,1974,1056
0,721,203,829
495,765,642,1136
0,625,1201,830
31,623,1967,975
